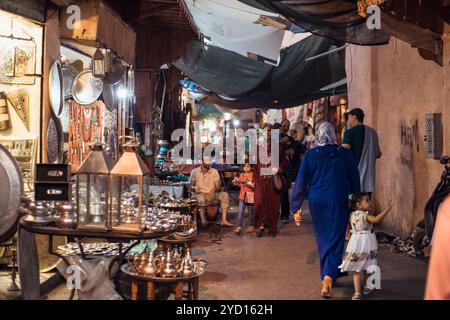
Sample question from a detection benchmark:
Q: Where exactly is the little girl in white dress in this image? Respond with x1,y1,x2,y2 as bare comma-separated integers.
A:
339,192,394,300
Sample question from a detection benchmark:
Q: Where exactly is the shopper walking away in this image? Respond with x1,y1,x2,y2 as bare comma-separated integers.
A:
292,122,360,298
339,193,394,300
342,108,381,194
280,119,306,224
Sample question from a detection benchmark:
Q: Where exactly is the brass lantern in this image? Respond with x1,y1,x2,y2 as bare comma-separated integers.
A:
109,144,150,232
92,48,105,78
76,143,114,230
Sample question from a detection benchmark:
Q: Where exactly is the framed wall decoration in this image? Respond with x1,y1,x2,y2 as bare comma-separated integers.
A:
0,39,37,85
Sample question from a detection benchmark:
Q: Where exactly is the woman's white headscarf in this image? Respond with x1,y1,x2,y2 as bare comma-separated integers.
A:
316,122,337,147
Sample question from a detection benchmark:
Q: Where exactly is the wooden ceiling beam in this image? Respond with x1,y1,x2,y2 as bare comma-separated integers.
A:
127,3,178,23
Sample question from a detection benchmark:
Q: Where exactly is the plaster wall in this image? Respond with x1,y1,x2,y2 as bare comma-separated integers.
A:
346,37,450,237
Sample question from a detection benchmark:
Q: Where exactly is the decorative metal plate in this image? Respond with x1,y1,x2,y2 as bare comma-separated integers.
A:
72,70,104,105
0,145,24,242
102,59,124,86
47,117,63,163
62,64,79,99
49,60,64,117
60,100,70,134
102,83,117,112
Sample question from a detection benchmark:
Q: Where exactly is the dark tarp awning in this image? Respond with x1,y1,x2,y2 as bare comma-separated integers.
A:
173,41,273,97
239,0,390,46
173,35,346,110
205,85,347,110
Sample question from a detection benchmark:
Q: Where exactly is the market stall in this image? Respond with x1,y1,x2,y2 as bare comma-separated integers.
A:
17,143,203,300
0,0,207,301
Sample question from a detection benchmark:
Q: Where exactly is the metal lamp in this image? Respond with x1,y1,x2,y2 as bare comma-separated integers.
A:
92,48,105,78
76,143,114,230
109,143,150,232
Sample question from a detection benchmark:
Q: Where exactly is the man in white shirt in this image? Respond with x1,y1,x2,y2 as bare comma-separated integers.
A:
190,157,232,226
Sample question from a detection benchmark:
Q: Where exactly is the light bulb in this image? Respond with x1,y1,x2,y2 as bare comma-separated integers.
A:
117,85,128,99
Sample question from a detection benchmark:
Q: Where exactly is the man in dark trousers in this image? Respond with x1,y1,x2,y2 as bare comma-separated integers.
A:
342,108,382,195
279,119,306,223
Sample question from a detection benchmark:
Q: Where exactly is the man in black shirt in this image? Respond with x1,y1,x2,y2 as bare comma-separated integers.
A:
280,119,306,223
342,108,382,194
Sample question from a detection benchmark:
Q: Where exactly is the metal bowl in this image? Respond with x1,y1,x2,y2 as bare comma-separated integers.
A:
72,70,104,105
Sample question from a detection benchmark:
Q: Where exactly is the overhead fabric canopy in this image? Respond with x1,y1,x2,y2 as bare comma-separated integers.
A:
183,0,288,65
174,41,273,97
239,0,390,46
173,35,347,110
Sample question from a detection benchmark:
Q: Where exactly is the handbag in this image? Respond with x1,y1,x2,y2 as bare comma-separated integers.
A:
244,191,254,204
272,172,287,193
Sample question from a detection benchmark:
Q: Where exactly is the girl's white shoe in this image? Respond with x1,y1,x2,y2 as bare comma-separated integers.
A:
352,292,362,300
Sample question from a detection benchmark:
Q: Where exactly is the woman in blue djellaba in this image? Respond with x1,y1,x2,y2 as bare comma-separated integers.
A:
291,122,361,299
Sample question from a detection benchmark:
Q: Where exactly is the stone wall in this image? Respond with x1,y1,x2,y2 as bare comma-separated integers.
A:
346,35,450,237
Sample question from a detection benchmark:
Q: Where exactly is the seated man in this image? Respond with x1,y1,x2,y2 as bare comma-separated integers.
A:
190,156,233,227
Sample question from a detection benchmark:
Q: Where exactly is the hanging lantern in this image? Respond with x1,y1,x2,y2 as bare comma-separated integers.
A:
92,48,105,78
109,143,150,232
76,143,114,230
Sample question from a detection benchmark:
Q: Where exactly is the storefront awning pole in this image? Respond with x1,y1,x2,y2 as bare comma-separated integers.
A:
305,43,349,62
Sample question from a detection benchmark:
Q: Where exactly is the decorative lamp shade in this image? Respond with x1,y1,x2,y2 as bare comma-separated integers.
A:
76,143,114,230
109,144,150,233
93,48,105,78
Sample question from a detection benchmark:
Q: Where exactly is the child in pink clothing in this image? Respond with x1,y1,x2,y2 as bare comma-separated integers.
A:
232,163,255,235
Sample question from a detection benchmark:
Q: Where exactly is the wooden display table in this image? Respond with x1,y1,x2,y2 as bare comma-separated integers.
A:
121,264,202,300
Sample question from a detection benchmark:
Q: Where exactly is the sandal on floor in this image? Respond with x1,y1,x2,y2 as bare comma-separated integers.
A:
352,292,362,300
321,276,333,299
233,227,242,235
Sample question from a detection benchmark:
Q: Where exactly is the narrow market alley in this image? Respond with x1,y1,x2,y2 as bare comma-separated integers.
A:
26,203,427,300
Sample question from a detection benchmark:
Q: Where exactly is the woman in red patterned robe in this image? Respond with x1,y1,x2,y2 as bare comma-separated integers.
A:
253,124,287,237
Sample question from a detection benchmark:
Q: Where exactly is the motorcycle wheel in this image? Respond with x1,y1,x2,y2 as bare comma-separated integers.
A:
413,228,429,255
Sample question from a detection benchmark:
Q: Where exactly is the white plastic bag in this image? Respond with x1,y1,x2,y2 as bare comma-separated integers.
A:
57,256,123,300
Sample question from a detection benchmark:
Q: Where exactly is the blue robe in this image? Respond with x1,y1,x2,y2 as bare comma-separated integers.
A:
291,144,360,280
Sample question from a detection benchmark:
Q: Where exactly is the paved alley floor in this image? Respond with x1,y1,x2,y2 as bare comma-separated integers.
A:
3,204,428,300
192,205,428,300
